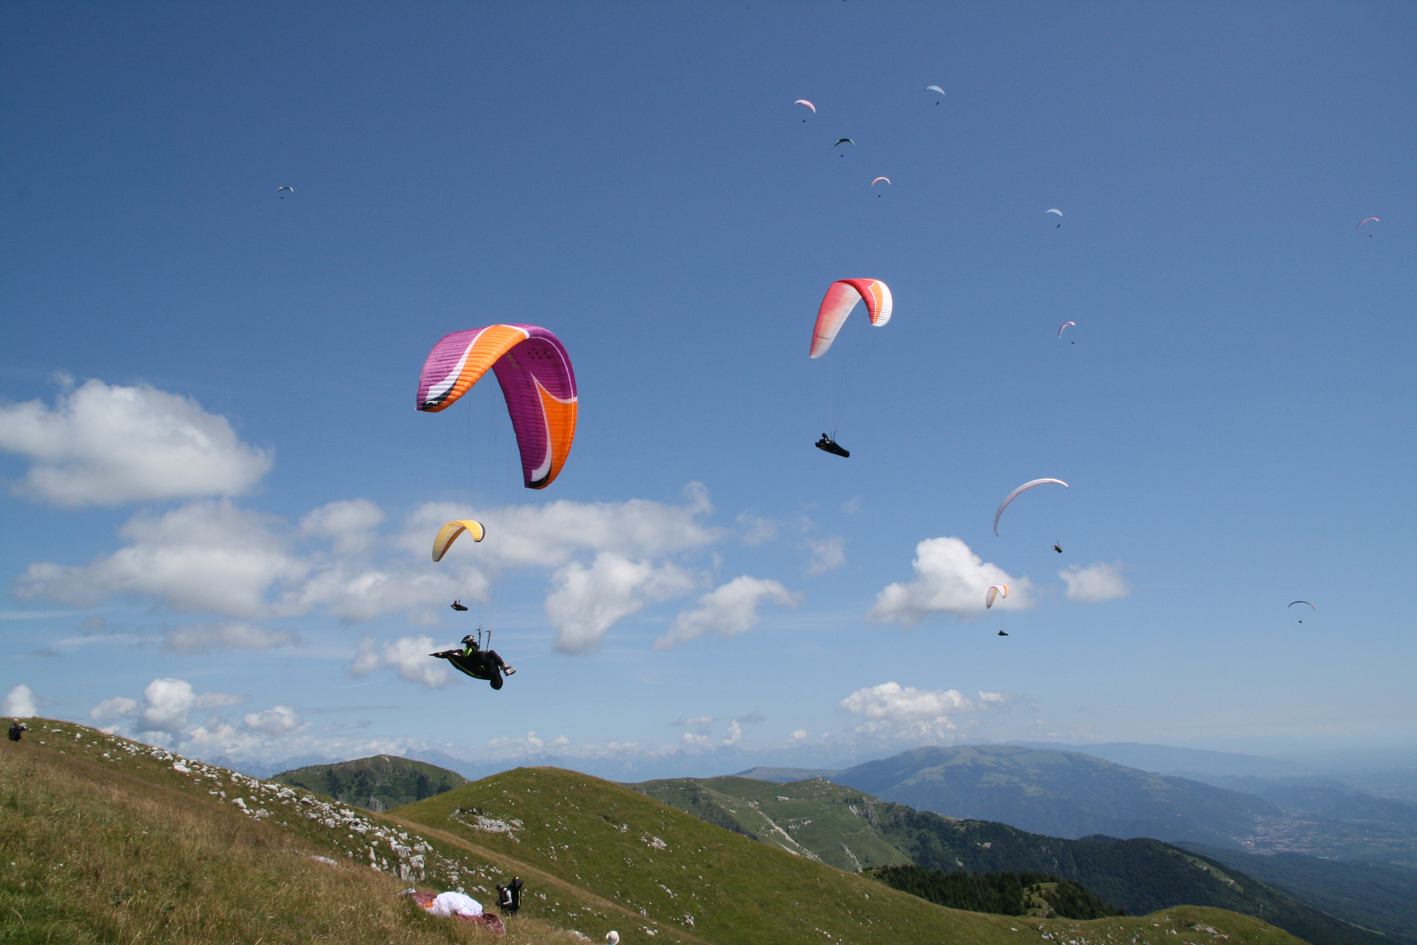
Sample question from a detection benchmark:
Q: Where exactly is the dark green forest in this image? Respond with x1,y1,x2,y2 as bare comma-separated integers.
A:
868,865,1122,919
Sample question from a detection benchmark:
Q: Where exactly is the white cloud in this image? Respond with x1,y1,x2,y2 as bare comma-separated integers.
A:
804,536,846,575
1059,562,1130,603
349,636,451,688
867,536,1029,626
3,684,37,717
15,499,476,624
14,500,306,617
546,553,699,654
840,682,983,723
839,682,1011,742
656,576,800,650
788,729,808,742
403,482,719,568
162,621,297,653
301,499,385,556
90,678,245,736
722,720,743,746
0,379,272,507
15,481,733,650
243,705,305,735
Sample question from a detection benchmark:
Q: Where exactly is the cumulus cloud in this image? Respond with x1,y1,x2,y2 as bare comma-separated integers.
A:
841,683,997,740
804,536,846,575
3,684,37,717
301,499,385,556
0,379,272,507
350,635,451,688
90,678,245,737
840,681,1010,741
162,621,297,653
867,536,1029,626
15,500,306,617
736,710,766,724
546,553,699,653
656,576,800,650
16,480,736,652
15,498,476,624
242,705,305,735
403,482,719,568
1059,562,1130,603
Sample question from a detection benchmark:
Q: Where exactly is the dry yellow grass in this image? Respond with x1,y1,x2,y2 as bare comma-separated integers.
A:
0,725,588,945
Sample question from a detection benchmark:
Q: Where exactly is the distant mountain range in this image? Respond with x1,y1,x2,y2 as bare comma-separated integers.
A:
746,744,1279,848
737,743,1417,864
631,773,1387,945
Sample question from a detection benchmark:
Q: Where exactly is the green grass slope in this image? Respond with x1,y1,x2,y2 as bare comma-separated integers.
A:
274,754,468,812
0,720,692,945
635,774,1385,945
1179,844,1417,945
632,775,913,871
395,765,1308,945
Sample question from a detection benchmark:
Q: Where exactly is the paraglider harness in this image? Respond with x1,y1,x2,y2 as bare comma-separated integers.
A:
815,433,849,458
497,878,523,915
431,630,510,690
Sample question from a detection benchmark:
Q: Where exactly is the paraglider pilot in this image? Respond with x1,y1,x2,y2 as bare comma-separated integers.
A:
815,433,850,458
8,721,27,742
431,635,516,689
497,878,523,915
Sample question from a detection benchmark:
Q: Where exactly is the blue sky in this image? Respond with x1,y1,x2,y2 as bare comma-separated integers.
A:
3,2,1415,779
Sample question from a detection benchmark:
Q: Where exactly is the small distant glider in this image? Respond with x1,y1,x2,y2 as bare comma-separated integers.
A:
986,584,1008,609
1046,209,1062,216
994,478,1069,536
1288,600,1316,611
835,138,855,147
1058,321,1076,338
926,85,946,96
871,177,891,186
794,100,817,113
1357,217,1379,229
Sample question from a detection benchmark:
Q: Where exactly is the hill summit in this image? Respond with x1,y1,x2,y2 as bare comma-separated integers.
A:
273,754,466,812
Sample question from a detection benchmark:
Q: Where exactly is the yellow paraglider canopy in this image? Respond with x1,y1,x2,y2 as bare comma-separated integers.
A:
432,520,485,562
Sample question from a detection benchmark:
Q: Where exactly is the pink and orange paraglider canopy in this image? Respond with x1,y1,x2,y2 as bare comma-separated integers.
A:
417,324,577,490
809,279,893,359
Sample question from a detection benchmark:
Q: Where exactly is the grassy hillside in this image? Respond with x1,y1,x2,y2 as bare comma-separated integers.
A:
274,754,467,812
1179,844,1417,945
0,720,695,945
632,774,914,871
395,765,1308,945
634,774,1386,945
833,745,1279,847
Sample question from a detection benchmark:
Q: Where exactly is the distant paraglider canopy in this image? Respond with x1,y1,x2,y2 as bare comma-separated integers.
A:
986,584,1008,609
795,99,816,113
871,177,891,186
926,85,945,96
834,138,855,147
432,520,485,562
1357,217,1380,229
1289,600,1316,610
1058,321,1076,338
810,279,892,359
1046,208,1063,216
417,324,578,490
994,478,1069,536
